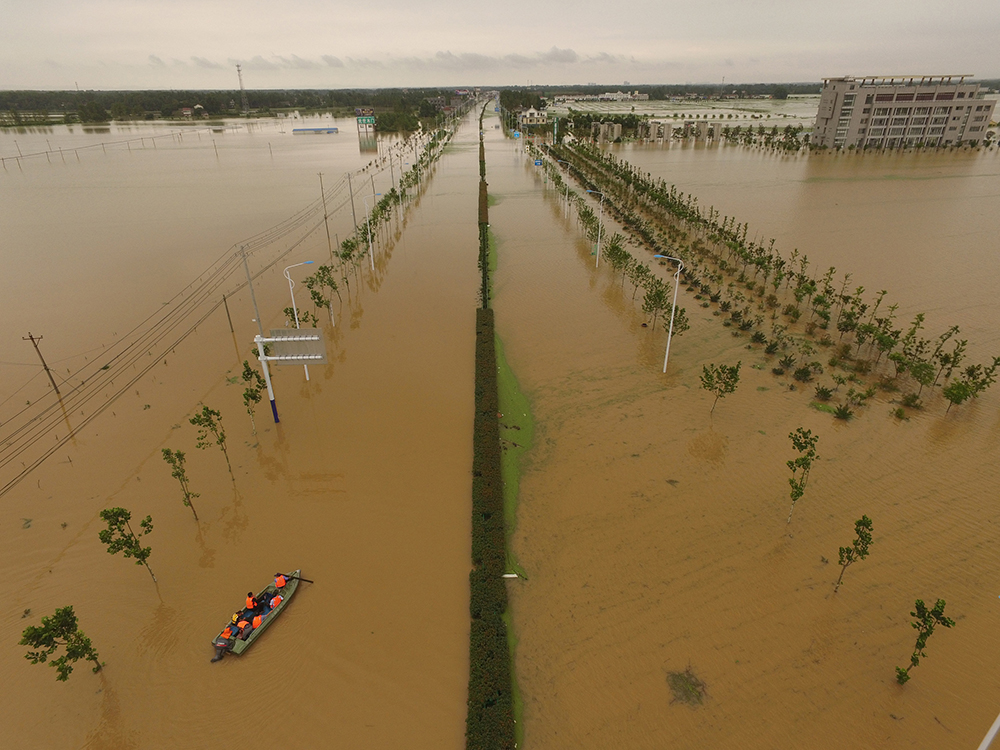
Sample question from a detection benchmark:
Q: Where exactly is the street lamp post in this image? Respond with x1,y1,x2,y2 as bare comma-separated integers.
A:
654,255,685,373
363,193,382,271
586,189,605,268
283,261,314,381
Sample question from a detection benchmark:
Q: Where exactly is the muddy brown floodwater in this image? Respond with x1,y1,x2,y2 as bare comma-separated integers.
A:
1,116,479,748
486,123,1000,748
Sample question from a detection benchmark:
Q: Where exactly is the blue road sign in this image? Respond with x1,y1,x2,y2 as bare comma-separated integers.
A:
534,160,542,166
513,131,521,138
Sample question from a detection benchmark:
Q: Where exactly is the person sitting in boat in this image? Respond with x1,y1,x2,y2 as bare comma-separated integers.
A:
252,612,265,630
274,572,292,589
236,615,254,640
211,620,240,662
246,591,260,611
268,592,283,611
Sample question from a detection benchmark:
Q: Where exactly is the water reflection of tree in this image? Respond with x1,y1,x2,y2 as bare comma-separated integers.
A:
219,486,249,542
84,674,139,750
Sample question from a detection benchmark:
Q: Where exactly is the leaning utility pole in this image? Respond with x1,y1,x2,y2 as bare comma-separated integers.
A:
23,332,60,395
236,64,249,117
318,172,334,263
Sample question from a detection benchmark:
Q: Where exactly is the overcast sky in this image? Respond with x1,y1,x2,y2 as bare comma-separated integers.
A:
2,0,998,90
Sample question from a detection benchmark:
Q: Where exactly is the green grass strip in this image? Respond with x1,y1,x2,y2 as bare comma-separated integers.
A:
494,333,532,578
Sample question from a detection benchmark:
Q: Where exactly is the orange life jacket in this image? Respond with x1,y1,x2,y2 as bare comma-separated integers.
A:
252,614,263,629
275,575,287,588
270,595,283,609
246,595,257,609
237,619,251,631
221,626,234,639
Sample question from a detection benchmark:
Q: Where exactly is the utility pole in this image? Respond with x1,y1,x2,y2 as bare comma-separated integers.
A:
241,246,264,339
318,172,334,263
23,333,60,395
347,173,358,234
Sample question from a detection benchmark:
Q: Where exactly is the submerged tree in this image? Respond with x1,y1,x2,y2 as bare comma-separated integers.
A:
896,599,955,685
241,360,266,435
162,448,199,520
786,428,819,523
20,606,102,681
98,507,156,582
700,362,741,414
190,405,230,472
834,515,873,592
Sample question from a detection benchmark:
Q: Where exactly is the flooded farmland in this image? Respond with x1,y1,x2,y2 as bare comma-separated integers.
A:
2,106,1000,750
485,122,1000,748
0,116,478,748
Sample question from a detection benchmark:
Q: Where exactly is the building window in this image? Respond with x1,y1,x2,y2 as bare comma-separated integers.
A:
936,92,955,100
876,93,894,101
891,117,908,126
912,117,928,126
933,107,951,115
865,95,874,104
914,107,930,115
970,126,982,132
893,107,911,115
895,93,914,102
916,92,934,101
974,115,986,121
948,126,957,131
957,91,966,98
875,107,890,116
862,107,871,114
932,117,947,125
872,118,887,126
889,127,904,135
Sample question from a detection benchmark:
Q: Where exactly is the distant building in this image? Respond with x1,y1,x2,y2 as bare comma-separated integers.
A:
518,107,548,126
814,75,997,149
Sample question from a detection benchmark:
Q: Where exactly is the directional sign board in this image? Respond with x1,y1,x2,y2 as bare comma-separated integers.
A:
534,160,542,166
268,329,327,365
357,116,376,125
513,131,521,138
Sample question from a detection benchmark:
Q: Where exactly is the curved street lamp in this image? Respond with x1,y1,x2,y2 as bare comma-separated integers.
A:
586,189,605,268
654,255,685,373
283,260,314,380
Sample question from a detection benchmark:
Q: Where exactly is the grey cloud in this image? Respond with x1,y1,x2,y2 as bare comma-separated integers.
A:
346,57,384,68
538,47,579,64
148,55,166,67
275,55,320,70
243,55,279,70
321,55,344,67
191,56,223,69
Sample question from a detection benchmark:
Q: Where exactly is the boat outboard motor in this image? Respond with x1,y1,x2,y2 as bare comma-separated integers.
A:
211,638,232,663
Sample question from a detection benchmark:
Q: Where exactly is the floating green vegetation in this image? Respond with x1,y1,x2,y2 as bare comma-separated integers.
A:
667,666,708,706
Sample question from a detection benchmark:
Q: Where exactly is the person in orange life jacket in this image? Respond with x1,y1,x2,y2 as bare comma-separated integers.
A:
274,572,292,589
236,615,253,640
268,593,283,611
246,592,259,610
252,612,264,629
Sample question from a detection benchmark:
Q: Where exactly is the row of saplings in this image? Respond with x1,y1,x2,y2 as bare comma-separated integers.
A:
536,140,956,688
20,363,272,682
555,140,1000,418
698,366,953,684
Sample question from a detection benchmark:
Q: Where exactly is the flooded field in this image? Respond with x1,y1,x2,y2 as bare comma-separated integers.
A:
0,115,478,748
3,103,1000,750
485,118,1000,748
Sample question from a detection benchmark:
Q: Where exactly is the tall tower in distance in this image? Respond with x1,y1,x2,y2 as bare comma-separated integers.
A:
236,64,250,117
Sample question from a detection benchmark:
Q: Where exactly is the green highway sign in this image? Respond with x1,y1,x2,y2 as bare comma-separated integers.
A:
357,116,376,125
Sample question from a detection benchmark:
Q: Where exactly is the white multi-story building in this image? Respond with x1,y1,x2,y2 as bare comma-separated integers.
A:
814,75,996,149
